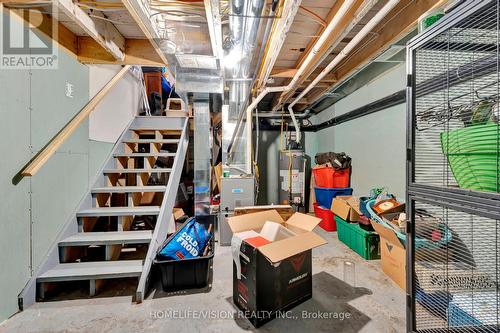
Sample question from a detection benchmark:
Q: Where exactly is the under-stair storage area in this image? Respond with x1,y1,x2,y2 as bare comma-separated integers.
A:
1,0,499,332
32,116,188,301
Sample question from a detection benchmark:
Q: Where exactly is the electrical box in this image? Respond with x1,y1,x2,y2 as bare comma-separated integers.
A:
279,150,306,210
219,176,255,246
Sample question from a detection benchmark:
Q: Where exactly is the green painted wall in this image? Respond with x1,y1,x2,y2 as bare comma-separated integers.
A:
309,64,407,199
0,13,113,322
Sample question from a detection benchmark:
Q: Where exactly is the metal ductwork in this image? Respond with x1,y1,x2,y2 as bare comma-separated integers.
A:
222,0,270,174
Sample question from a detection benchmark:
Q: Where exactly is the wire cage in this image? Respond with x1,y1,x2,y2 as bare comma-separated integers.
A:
407,1,500,332
410,200,499,332
412,0,500,193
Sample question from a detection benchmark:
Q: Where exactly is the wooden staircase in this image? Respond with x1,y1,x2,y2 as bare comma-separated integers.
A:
19,115,189,306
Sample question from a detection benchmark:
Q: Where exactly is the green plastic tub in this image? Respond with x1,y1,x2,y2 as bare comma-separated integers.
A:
441,123,500,192
335,216,380,260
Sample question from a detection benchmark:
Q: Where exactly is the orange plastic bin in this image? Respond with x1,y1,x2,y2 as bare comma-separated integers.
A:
313,167,351,188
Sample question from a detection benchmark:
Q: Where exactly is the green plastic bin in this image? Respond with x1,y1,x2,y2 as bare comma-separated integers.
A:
335,216,380,260
441,123,500,192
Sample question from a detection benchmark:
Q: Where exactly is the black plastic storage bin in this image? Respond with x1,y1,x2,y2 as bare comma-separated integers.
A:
154,218,214,291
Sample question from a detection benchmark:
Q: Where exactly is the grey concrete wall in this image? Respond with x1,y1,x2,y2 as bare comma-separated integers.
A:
308,64,407,199
0,14,114,322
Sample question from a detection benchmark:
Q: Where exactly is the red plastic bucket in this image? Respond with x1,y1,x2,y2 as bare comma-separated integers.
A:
313,203,336,232
313,167,351,188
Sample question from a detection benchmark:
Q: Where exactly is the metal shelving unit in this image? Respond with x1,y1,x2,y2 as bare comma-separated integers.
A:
407,1,500,332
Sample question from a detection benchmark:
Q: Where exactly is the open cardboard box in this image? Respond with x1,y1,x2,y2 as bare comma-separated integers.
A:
331,196,360,222
227,210,327,327
234,204,294,221
227,210,327,263
370,219,406,290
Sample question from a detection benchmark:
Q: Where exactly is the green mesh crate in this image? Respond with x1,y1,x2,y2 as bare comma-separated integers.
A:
441,123,500,192
335,216,381,260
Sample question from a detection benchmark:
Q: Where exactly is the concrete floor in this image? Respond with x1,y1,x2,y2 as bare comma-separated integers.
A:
0,229,405,333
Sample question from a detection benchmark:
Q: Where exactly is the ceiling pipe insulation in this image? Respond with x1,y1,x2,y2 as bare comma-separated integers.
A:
235,0,357,147
274,0,381,111
286,0,401,143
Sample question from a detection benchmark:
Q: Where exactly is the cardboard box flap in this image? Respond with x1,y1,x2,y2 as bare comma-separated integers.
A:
227,209,285,233
236,204,292,211
331,196,360,221
285,212,322,232
257,232,327,263
172,208,185,220
370,220,404,248
346,197,363,216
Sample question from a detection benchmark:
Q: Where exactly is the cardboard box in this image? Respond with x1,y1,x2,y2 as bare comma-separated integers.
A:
370,220,406,290
173,208,185,220
228,210,327,327
168,208,186,233
331,196,360,222
372,199,405,215
234,205,294,221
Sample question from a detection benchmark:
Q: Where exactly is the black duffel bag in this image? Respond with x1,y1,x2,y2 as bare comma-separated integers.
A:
315,152,351,170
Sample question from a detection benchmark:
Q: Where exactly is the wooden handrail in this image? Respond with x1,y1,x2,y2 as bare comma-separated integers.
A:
21,65,131,176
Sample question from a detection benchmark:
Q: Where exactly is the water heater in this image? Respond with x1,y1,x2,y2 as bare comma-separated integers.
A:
278,150,306,211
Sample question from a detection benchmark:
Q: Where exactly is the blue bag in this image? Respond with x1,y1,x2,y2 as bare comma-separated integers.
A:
158,218,211,260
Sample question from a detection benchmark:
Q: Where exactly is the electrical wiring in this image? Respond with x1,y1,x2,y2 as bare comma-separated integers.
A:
150,4,205,12
298,5,326,27
149,10,204,19
288,31,320,38
150,1,205,7
88,14,124,25
77,3,126,11
151,0,204,3
78,0,124,6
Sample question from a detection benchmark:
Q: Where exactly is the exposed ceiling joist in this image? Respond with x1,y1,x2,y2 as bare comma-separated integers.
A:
55,0,125,60
276,0,370,106
302,0,448,109
270,68,298,78
304,72,337,83
8,6,163,66
121,0,168,65
299,82,330,88
254,0,303,89
78,37,164,65
5,6,78,54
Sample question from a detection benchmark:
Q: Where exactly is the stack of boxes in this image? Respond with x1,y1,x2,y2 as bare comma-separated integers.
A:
311,164,352,232
310,164,384,267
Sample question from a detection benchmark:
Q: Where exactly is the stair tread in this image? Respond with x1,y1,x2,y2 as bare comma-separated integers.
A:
59,231,152,246
103,168,171,173
77,206,160,217
91,186,167,193
113,153,175,157
122,139,179,144
38,260,143,282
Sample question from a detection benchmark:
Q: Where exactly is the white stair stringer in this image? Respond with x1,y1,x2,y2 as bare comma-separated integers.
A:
135,117,189,302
